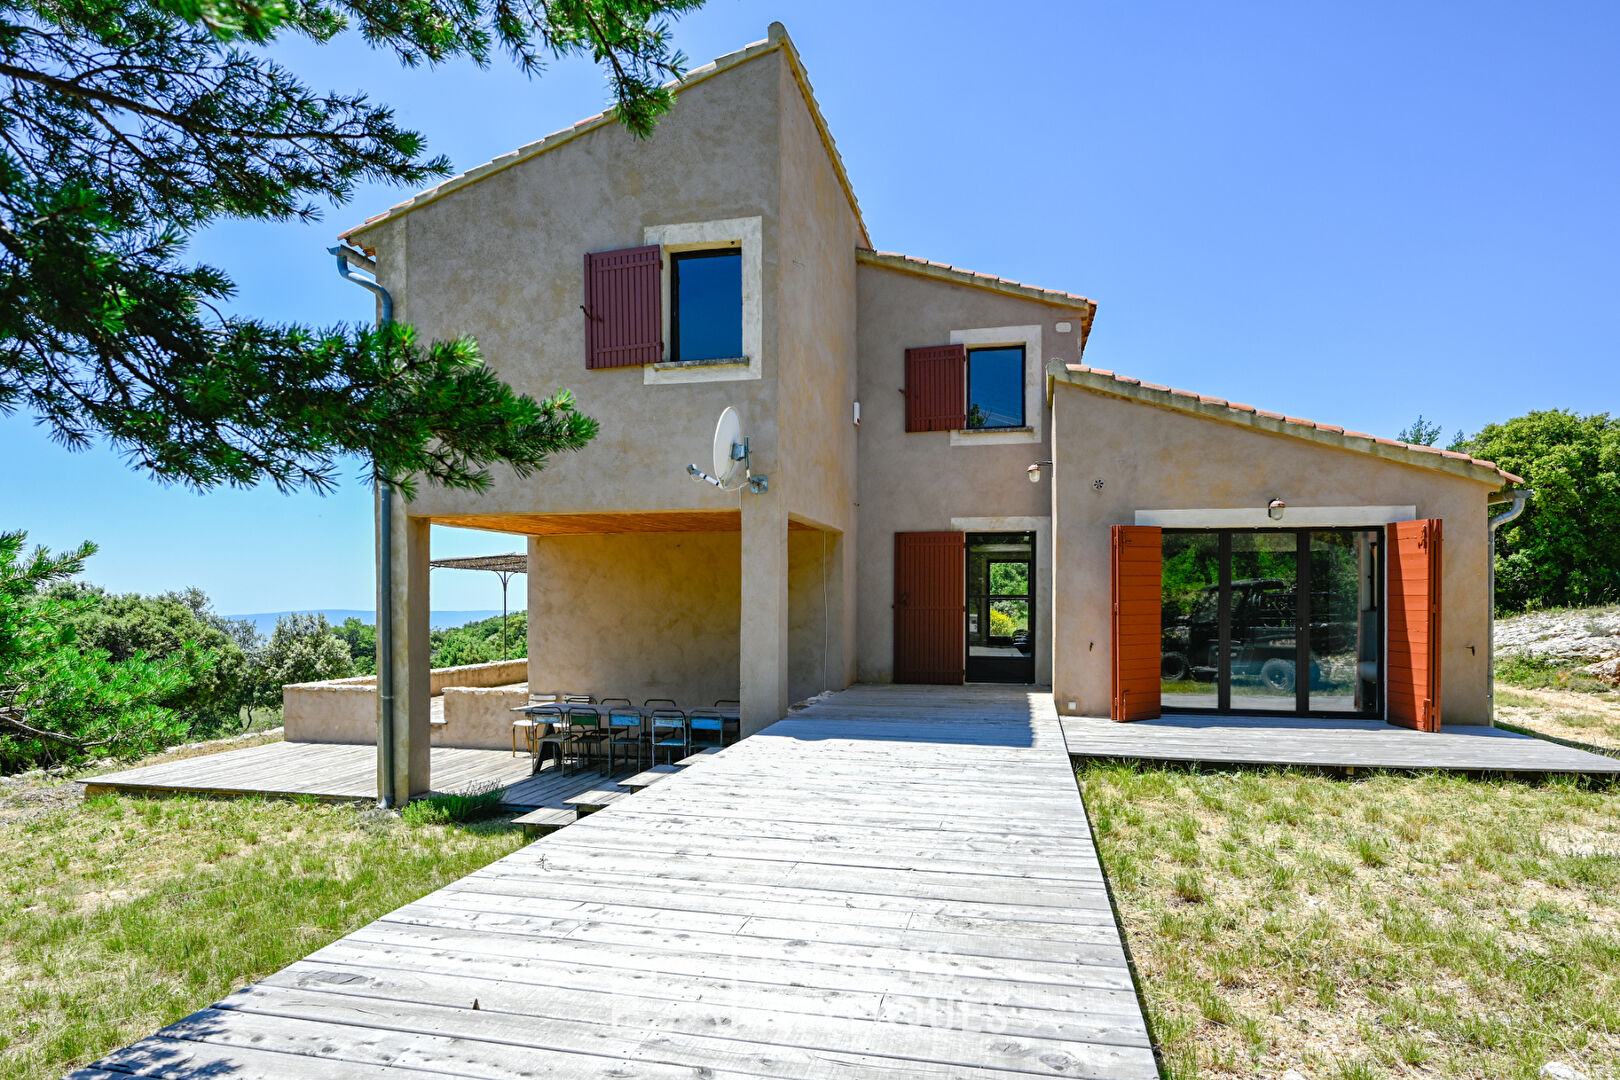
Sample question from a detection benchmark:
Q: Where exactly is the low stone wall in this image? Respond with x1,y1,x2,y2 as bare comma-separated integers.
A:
281,681,377,744
283,659,529,746
440,684,532,750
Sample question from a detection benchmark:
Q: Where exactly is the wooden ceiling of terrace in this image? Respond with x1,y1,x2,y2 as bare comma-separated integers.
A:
433,510,815,536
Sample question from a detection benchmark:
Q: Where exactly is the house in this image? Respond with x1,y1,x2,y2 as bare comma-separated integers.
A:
338,24,1523,797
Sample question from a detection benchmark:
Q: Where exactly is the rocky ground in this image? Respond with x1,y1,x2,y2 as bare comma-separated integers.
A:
1496,605,1620,684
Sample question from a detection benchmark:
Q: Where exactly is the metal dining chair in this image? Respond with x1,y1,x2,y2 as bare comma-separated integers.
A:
687,712,725,754
512,693,561,758
605,705,645,775
713,698,741,746
564,705,609,773
650,708,689,766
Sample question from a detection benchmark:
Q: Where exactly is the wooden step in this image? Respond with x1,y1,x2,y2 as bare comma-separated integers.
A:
676,747,723,766
563,789,629,815
617,765,681,792
511,807,575,837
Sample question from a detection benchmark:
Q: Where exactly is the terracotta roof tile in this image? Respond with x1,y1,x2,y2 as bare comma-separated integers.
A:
1057,363,1523,485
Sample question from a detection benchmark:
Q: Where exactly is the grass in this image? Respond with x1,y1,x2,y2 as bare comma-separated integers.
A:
1082,763,1620,1080
1496,682,1620,755
0,770,526,1079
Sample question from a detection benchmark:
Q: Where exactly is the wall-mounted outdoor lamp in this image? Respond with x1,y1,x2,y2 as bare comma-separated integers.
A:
1268,498,1287,520
1027,459,1053,483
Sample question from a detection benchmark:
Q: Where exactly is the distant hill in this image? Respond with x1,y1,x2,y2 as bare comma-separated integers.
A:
226,609,504,635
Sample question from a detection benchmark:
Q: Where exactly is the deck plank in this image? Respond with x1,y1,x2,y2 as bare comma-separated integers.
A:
1060,713,1620,773
73,684,1157,1079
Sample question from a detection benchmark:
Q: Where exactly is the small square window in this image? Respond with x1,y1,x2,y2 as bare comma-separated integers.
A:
966,346,1025,429
671,249,743,363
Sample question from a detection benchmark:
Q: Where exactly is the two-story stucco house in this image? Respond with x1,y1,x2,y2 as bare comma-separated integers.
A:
338,24,1523,797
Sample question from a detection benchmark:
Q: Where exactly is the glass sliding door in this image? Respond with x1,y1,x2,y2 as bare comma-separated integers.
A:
1159,527,1382,717
1308,530,1382,715
1160,532,1221,709
1228,532,1300,712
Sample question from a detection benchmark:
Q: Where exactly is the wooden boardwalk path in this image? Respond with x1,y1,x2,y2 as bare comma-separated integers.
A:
69,684,1158,1079
79,741,618,810
1061,712,1620,774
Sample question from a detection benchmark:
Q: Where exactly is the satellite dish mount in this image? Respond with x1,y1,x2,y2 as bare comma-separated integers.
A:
687,407,769,494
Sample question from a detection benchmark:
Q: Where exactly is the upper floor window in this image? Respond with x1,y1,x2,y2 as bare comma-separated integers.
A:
671,249,743,363
966,346,1025,429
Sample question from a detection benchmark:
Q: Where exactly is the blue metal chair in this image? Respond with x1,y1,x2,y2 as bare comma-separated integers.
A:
605,705,645,775
650,709,689,766
687,712,725,754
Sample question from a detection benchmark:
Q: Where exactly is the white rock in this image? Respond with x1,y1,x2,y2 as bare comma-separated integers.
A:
1539,1063,1587,1080
1579,656,1620,687
1282,1071,1310,1080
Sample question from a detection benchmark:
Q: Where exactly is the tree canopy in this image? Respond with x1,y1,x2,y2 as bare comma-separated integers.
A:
1463,410,1620,613
0,532,197,768
0,0,700,492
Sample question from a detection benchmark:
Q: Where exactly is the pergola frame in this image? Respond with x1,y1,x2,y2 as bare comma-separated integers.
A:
428,553,527,659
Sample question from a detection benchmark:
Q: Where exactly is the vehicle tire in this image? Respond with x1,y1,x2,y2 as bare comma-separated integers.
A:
1260,658,1296,693
1160,652,1190,682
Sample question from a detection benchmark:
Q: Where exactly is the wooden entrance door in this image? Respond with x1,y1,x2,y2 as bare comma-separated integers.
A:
1387,518,1442,731
894,532,965,684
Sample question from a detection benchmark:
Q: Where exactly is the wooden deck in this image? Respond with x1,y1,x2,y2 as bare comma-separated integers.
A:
70,684,1157,1079
80,741,618,810
1062,712,1620,774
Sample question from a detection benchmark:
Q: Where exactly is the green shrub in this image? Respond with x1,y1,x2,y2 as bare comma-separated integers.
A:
1495,653,1613,695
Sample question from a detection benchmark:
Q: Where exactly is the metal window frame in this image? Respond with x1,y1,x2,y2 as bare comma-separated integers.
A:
669,248,743,364
1163,526,1385,720
964,345,1027,430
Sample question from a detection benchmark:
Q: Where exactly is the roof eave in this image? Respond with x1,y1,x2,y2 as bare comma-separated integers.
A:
855,249,1096,341
1047,360,1524,487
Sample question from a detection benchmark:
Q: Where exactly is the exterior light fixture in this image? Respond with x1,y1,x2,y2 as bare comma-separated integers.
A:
1268,498,1287,520
1028,459,1053,483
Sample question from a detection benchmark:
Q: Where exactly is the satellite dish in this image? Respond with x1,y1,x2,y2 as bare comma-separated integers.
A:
713,407,745,488
686,406,769,494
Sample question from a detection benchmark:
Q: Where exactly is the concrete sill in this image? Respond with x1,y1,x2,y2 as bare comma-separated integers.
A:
652,356,749,371
957,426,1033,436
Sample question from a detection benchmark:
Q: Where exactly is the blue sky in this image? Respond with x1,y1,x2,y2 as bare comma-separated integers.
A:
4,0,1616,614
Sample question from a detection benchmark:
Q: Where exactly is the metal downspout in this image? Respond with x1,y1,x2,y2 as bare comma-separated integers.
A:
330,246,397,807
1486,487,1532,725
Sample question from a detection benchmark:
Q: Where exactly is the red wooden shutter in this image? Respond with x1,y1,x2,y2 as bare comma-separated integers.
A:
1387,518,1443,732
583,245,662,369
893,532,965,684
1111,525,1162,722
904,345,967,432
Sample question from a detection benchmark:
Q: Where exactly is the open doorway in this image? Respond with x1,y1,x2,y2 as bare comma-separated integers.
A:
966,532,1036,684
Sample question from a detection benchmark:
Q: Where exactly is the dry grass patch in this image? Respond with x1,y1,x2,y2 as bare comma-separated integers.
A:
1497,684,1620,755
0,777,526,1079
1082,764,1620,1080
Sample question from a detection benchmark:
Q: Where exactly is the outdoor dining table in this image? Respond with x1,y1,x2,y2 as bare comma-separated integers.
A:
509,701,738,774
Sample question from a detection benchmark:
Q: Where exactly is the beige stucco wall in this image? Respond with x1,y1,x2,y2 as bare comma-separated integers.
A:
283,659,528,745
350,40,876,744
440,684,531,750
526,532,741,705
854,263,1091,683
1049,379,1501,724
354,49,785,524
788,528,844,704
775,50,861,690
